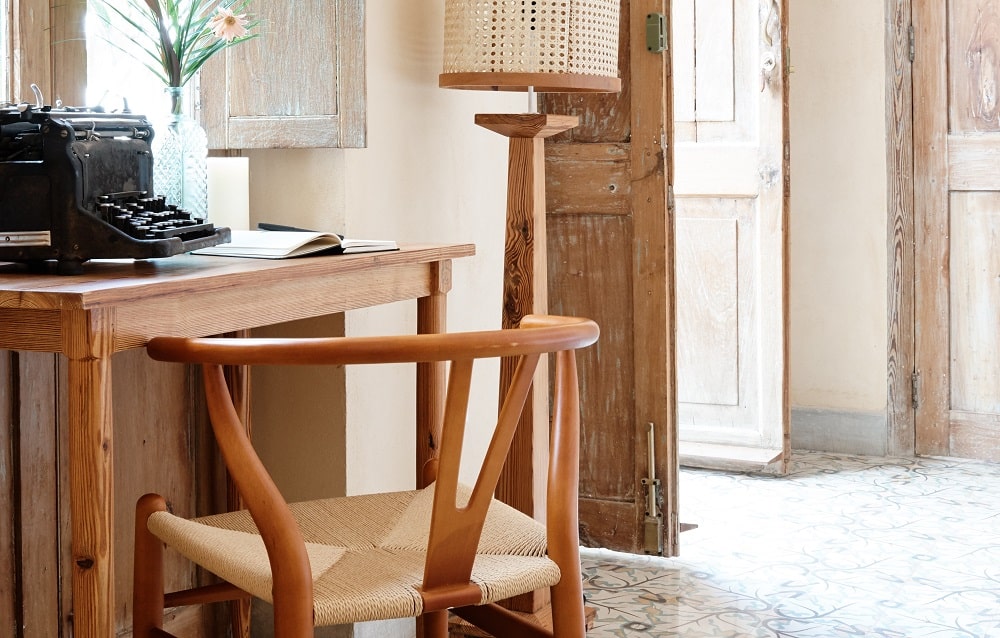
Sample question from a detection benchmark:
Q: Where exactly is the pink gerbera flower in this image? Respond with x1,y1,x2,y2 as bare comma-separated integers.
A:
209,7,249,42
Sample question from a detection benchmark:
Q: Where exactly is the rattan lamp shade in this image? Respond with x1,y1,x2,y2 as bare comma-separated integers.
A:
440,0,621,93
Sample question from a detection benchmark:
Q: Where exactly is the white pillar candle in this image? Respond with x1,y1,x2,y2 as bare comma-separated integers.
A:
207,157,250,230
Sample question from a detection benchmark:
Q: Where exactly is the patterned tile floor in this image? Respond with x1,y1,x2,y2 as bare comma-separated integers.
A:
580,451,1000,637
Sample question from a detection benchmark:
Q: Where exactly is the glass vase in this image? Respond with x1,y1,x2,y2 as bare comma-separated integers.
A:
152,86,208,219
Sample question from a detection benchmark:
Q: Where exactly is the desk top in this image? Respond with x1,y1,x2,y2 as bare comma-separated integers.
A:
0,243,475,310
0,243,475,353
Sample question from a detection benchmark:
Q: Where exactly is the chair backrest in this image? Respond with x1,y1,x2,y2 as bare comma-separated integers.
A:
146,314,599,611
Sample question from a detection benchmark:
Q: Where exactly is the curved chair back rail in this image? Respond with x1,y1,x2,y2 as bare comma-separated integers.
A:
135,314,598,638
146,313,599,366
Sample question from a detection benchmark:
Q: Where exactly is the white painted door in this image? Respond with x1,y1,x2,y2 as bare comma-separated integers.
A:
672,0,789,471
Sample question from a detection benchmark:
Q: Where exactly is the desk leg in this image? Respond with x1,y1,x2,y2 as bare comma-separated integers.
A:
63,309,115,638
416,260,451,490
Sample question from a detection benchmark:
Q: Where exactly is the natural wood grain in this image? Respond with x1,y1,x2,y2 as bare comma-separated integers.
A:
12,0,51,105
417,262,451,488
949,192,1000,414
63,308,115,638
913,1,967,456
947,135,1000,190
50,0,86,106
18,353,61,636
111,261,454,351
448,603,597,636
476,114,579,139
0,309,62,352
949,2,1000,134
544,0,677,556
480,117,575,534
0,353,13,636
950,410,1000,461
912,1,951,455
480,116,576,615
545,143,631,215
0,245,473,311
885,0,915,456
110,348,222,635
548,214,637,505
627,0,677,556
201,0,366,149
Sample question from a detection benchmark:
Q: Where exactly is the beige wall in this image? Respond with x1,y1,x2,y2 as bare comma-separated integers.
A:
341,0,521,495
788,1,888,415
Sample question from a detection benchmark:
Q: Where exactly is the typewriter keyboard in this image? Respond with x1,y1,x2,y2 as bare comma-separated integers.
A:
94,192,216,241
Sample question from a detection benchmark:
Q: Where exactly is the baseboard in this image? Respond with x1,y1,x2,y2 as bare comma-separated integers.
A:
791,407,887,456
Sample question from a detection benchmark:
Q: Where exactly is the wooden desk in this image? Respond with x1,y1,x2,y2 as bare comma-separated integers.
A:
0,243,474,638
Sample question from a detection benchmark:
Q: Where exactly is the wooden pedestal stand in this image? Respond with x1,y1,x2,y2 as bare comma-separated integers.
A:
448,113,579,635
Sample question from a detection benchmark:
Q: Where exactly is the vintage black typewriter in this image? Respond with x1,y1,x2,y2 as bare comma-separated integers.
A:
0,102,229,274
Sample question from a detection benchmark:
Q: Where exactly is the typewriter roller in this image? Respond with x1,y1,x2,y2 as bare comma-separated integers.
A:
0,103,229,274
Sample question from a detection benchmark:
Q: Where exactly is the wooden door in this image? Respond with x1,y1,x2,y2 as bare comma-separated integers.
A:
545,0,677,556
914,0,1000,461
672,0,790,471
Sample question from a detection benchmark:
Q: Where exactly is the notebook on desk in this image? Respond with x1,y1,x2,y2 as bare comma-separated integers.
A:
192,229,398,259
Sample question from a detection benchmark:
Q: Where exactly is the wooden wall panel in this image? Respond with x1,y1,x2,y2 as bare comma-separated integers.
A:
0,353,15,636
0,348,217,637
18,352,61,637
109,350,202,633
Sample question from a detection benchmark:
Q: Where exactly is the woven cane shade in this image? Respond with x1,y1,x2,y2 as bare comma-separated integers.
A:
440,0,621,93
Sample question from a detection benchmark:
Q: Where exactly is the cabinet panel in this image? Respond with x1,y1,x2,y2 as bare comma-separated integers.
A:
201,0,366,149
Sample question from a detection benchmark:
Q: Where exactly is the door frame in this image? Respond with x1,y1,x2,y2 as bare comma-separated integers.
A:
885,0,917,457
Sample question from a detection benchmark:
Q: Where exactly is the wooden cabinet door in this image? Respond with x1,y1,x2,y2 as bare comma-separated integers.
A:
545,0,677,556
200,0,366,149
914,0,1000,461
673,0,790,472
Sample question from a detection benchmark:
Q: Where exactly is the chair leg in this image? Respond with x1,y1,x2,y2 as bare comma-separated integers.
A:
133,494,168,638
550,576,587,637
417,610,449,638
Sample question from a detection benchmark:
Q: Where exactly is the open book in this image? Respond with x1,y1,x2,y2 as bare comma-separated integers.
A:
192,229,398,259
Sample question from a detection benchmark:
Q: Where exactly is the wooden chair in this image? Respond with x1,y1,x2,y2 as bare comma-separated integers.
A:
134,314,599,638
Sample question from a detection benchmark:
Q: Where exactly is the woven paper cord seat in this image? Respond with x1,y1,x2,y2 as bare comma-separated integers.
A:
146,484,560,625
134,314,599,638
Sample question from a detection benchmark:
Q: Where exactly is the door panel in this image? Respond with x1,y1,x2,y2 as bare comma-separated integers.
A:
676,216,739,407
915,0,1000,461
546,0,677,556
673,0,789,470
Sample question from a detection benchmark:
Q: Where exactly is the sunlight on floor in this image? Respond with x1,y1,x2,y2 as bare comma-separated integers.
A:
581,451,1000,637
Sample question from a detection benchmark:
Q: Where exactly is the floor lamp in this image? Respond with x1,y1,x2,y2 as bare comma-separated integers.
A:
439,0,622,618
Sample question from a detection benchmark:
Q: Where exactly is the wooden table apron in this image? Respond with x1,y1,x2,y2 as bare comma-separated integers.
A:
0,244,475,638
